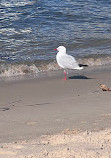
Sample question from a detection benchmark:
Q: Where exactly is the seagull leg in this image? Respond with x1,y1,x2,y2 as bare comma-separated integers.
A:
64,70,66,80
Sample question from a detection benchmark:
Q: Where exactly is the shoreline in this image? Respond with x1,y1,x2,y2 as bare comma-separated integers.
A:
1,64,111,83
0,57,111,79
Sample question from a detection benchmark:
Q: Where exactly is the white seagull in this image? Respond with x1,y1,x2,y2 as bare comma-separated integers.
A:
55,46,83,80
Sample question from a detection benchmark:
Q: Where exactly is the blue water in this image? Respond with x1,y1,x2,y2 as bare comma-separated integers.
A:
0,0,111,76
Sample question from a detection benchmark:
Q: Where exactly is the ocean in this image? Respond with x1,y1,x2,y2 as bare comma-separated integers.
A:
0,0,111,78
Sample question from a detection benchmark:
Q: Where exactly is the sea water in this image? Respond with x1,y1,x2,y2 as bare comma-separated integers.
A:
0,0,111,77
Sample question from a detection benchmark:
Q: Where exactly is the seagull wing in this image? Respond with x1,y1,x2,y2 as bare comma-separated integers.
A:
58,54,80,69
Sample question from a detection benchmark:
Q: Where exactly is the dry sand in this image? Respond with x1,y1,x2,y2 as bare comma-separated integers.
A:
0,128,111,158
0,68,111,157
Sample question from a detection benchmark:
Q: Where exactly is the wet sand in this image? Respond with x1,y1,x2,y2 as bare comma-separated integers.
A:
0,68,111,157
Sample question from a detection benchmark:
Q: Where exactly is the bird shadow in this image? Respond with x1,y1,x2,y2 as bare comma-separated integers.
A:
68,75,93,80
79,64,88,67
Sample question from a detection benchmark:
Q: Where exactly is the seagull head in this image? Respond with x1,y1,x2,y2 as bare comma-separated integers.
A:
55,46,66,54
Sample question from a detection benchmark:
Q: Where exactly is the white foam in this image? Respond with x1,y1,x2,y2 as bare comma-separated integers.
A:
1,0,34,7
0,28,32,35
19,28,32,34
0,28,17,35
0,64,39,77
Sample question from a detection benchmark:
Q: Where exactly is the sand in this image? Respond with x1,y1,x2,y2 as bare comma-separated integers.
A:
0,129,111,158
0,67,111,157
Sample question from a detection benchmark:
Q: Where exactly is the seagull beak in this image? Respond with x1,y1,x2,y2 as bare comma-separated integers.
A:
54,48,57,51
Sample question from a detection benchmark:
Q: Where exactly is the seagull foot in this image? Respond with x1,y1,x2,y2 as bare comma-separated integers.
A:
63,78,66,81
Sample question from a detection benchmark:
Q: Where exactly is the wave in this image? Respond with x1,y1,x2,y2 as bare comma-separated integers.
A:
0,56,111,78
78,56,111,67
0,64,39,77
0,62,60,77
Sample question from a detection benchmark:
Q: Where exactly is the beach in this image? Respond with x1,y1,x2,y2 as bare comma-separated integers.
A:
1,0,111,157
0,67,111,157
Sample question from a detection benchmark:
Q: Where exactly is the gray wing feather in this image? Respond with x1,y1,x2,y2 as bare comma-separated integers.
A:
58,54,79,69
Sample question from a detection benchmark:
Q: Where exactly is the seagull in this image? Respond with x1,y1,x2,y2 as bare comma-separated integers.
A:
54,46,83,80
